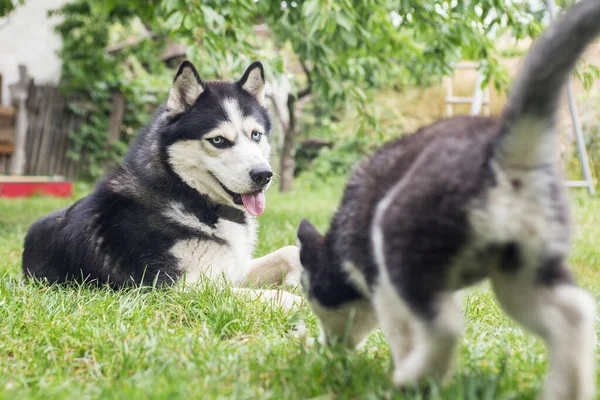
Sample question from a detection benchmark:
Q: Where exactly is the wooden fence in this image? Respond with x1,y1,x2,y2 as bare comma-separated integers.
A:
0,107,15,172
0,84,88,178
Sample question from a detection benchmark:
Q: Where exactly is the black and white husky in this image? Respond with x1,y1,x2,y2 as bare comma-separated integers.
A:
297,1,599,398
22,61,302,309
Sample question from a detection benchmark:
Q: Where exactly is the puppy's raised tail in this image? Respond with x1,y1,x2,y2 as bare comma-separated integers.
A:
496,0,600,168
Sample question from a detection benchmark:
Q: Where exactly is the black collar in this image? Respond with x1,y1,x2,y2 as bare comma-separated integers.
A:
214,204,246,224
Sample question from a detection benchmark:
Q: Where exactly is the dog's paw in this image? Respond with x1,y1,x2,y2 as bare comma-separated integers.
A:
257,289,304,312
289,319,315,347
283,268,302,288
392,367,413,390
392,367,444,396
279,245,303,288
392,367,427,392
392,375,428,396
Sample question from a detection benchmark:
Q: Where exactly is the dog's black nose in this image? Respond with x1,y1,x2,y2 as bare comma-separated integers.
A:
250,168,273,186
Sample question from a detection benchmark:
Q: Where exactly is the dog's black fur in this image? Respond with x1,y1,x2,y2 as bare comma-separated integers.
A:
301,116,505,314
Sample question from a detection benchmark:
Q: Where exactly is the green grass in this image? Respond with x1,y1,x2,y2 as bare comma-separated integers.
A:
1,179,599,399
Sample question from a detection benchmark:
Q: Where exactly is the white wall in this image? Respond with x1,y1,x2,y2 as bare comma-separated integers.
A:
0,0,69,105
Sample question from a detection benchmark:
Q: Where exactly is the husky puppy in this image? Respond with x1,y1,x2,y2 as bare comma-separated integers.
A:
297,1,599,398
22,61,302,308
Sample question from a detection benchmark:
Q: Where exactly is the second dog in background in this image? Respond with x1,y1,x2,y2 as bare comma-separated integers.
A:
297,1,599,398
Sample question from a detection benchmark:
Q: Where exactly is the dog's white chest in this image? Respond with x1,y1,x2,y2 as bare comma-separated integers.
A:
168,211,257,284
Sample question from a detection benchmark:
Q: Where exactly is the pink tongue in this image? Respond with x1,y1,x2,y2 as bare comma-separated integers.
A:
241,190,266,216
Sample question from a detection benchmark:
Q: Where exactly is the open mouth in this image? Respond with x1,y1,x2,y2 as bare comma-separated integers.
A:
218,180,266,217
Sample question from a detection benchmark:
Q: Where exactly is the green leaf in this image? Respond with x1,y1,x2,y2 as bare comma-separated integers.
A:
166,11,184,28
302,0,320,19
335,12,353,32
201,5,225,31
164,0,181,14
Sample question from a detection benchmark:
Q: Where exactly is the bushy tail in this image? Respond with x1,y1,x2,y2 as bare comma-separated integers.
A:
496,0,600,167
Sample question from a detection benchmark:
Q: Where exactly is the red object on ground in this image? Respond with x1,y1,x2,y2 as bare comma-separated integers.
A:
0,181,73,198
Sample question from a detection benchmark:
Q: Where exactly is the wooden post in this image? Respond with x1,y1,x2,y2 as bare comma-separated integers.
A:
469,71,485,116
483,86,490,116
445,76,453,117
9,65,31,175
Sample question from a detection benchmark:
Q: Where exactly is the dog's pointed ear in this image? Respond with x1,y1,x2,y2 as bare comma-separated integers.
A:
298,219,322,244
238,61,266,106
167,60,204,114
297,219,324,271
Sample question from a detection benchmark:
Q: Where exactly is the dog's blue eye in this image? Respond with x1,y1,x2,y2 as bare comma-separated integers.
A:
251,131,262,142
208,136,230,148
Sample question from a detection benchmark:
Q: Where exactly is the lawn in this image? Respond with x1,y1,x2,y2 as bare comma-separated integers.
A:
0,179,599,399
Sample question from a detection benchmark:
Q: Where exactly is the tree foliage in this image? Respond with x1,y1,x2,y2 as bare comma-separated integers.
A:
154,0,543,189
161,0,543,105
53,0,555,182
0,0,23,18
52,1,170,178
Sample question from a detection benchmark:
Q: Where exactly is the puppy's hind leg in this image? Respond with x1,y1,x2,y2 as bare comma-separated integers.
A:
371,283,414,370
490,262,596,400
372,282,463,389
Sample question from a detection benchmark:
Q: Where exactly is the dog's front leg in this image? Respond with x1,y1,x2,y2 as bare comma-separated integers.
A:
238,245,302,288
232,246,304,312
231,287,303,312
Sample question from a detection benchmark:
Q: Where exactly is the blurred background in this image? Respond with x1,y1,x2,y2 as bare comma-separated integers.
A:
0,0,598,193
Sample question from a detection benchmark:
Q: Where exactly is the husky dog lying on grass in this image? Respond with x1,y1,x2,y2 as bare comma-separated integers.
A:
22,61,303,310
297,1,599,398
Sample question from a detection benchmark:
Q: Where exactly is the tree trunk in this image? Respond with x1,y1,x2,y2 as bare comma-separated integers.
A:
108,92,125,144
279,95,296,192
103,91,125,170
274,59,312,192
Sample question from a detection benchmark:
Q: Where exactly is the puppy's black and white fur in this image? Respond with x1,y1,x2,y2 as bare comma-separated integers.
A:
22,61,302,309
297,2,599,398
